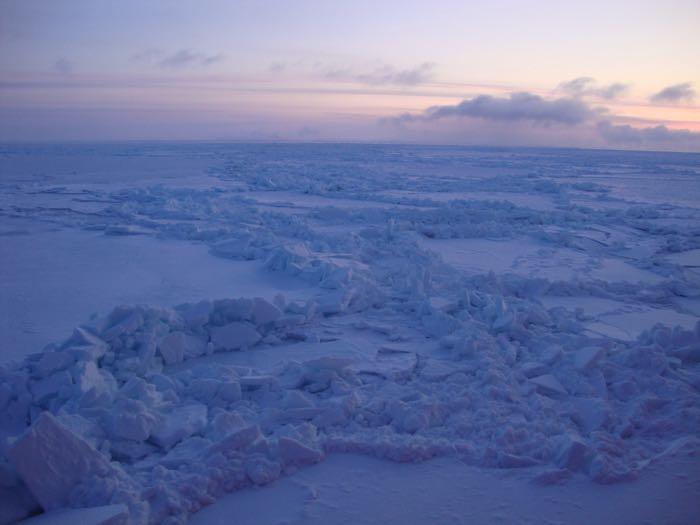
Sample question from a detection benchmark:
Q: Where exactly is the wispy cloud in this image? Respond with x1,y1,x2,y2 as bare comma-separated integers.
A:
323,62,436,86
131,48,223,69
650,82,696,104
53,58,73,75
268,61,286,73
158,49,223,69
558,77,628,100
387,92,596,126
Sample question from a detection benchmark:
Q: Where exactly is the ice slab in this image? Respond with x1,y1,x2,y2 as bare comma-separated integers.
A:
420,236,665,284
7,413,123,511
542,296,699,341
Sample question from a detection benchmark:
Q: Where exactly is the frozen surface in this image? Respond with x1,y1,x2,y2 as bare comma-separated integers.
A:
1,143,699,524
191,449,700,525
17,505,127,525
0,228,312,362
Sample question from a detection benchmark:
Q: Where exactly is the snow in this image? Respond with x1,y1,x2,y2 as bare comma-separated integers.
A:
1,143,699,524
189,449,700,525
0,230,313,362
16,505,128,525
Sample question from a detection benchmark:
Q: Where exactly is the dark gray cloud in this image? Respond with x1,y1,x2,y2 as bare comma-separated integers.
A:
158,49,223,68
650,82,696,103
597,121,700,148
382,91,699,151
390,92,596,126
324,62,435,86
558,77,628,100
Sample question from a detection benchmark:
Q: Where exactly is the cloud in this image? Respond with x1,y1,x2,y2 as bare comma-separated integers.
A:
130,48,224,69
382,90,699,151
54,58,73,75
158,49,223,68
650,82,696,104
324,62,435,86
268,61,285,73
389,92,596,126
558,77,628,100
597,121,700,148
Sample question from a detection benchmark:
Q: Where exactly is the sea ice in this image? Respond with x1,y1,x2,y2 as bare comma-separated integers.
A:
1,144,699,524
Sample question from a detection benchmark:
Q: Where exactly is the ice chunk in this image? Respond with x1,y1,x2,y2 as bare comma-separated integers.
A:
245,457,281,486
555,435,589,472
669,344,700,363
570,397,610,433
303,356,353,372
352,350,417,381
209,425,261,454
211,298,254,323
541,345,563,365
251,297,282,326
188,378,220,402
497,453,540,468
208,411,248,441
7,413,123,511
108,399,157,442
0,462,39,525
218,380,242,402
160,437,212,469
277,437,324,466
282,390,315,409
34,351,74,378
529,374,567,396
520,361,548,378
150,404,208,450
420,359,461,382
109,440,158,462
181,300,212,330
157,331,207,364
574,346,606,371
209,322,261,351
492,311,515,332
316,289,354,315
72,361,111,397
157,332,185,364
61,327,107,361
101,308,143,341
30,371,72,405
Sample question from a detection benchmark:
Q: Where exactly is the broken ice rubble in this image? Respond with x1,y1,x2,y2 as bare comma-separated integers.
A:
1,283,698,524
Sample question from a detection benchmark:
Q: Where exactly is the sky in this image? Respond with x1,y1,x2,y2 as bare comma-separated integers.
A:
1,0,699,151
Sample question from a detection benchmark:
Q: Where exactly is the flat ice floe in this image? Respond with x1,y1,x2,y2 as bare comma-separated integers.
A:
0,144,699,524
0,229,313,362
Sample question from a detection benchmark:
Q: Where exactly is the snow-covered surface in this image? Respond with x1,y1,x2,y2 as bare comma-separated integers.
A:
190,450,700,525
0,228,313,361
16,505,127,525
0,143,699,524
